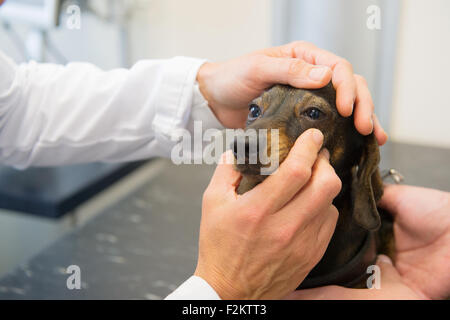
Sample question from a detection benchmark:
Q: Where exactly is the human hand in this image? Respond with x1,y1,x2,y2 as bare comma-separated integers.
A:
194,129,342,299
196,41,387,145
377,184,450,300
285,255,422,300
286,184,450,300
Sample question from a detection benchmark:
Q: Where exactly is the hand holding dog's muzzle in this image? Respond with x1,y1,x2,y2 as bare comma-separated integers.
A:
194,129,342,299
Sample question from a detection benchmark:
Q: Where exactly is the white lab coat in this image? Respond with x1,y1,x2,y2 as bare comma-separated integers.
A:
0,50,221,299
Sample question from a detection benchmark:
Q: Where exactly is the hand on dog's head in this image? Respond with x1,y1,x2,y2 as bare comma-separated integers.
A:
234,83,382,231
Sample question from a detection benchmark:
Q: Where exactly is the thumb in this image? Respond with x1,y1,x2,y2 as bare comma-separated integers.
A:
207,150,241,193
375,254,403,286
259,56,332,88
378,184,403,217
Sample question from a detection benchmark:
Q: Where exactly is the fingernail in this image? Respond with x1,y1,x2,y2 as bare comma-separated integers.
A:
309,66,329,81
322,148,330,160
311,129,324,145
377,254,393,265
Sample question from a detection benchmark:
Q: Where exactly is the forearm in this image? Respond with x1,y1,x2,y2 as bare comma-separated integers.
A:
0,51,220,168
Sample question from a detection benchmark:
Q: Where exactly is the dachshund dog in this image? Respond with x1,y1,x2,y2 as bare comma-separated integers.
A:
233,83,394,289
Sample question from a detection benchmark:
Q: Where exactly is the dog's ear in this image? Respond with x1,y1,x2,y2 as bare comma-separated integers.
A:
351,133,383,231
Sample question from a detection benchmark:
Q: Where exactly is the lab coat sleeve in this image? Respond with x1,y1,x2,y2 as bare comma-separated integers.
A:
0,52,225,299
165,275,221,300
0,50,222,168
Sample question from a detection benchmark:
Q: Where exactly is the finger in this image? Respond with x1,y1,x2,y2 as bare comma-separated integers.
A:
292,204,338,267
291,42,357,117
316,205,339,244
377,184,404,217
373,114,388,145
353,74,374,135
307,148,342,205
271,41,338,67
262,41,319,60
266,42,356,117
377,254,394,268
277,149,341,223
376,255,403,285
207,150,242,194
258,56,332,88
244,128,324,214
332,60,357,118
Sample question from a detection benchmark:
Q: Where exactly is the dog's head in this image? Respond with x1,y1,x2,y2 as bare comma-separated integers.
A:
234,83,382,230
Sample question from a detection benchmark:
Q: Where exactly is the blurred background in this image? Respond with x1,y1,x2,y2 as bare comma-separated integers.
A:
0,0,449,296
2,0,449,147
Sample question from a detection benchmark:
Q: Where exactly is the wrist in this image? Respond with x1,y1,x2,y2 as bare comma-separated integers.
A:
196,62,217,107
196,62,227,127
196,61,248,128
194,264,246,300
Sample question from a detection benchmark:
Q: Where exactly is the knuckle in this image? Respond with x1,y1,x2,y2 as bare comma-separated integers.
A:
329,175,342,197
339,58,353,71
288,59,308,77
339,58,351,66
202,186,215,203
249,201,271,218
329,205,339,221
289,161,312,181
290,40,308,47
273,227,295,247
247,55,264,75
241,205,265,225
318,168,342,197
261,196,276,214
354,74,367,85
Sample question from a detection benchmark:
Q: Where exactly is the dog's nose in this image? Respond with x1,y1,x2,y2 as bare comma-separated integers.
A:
231,136,258,161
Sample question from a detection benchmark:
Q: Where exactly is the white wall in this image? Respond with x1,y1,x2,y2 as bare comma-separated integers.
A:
0,0,271,67
129,0,271,62
390,0,450,148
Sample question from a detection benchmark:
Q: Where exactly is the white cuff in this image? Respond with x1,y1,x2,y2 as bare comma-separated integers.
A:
164,275,221,300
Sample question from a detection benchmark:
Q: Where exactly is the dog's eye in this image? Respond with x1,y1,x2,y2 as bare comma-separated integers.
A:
304,107,323,120
248,104,262,121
